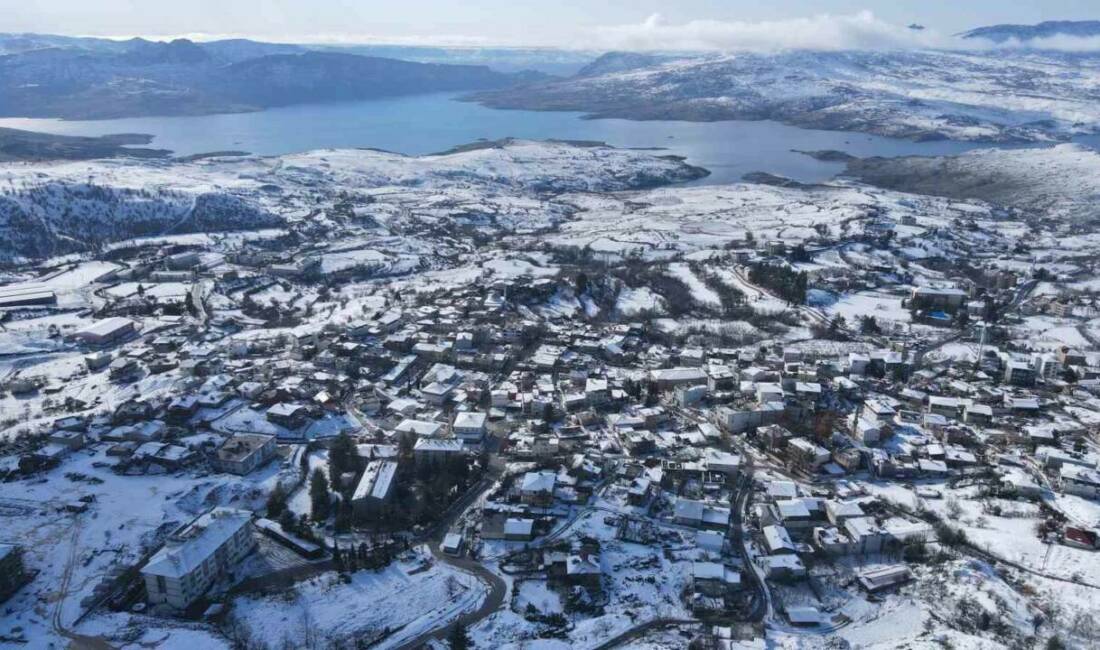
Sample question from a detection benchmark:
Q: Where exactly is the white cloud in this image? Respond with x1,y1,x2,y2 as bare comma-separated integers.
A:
77,12,1100,53
587,11,957,53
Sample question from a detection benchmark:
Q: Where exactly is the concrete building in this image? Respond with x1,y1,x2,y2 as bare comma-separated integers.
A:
214,434,277,475
520,470,557,507
141,508,255,610
352,460,398,518
413,438,465,465
452,411,488,443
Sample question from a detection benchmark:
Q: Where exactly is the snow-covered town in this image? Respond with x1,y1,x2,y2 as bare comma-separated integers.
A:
0,133,1099,650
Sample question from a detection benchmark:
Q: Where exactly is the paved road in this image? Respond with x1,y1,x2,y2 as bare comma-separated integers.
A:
590,618,697,650
393,476,507,650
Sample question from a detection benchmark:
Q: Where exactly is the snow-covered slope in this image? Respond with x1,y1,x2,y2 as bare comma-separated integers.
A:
545,180,998,257
473,50,1100,143
0,139,707,261
844,143,1100,223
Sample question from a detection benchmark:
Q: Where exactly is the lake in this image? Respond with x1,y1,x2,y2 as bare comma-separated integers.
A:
0,93,1062,184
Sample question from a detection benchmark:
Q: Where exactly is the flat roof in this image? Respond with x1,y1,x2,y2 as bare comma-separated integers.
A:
142,508,252,579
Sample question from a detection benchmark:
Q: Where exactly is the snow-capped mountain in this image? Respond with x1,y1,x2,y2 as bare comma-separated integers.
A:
471,49,1100,143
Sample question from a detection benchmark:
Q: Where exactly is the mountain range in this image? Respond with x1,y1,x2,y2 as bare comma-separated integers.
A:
470,47,1100,143
0,34,528,120
1,19,1100,128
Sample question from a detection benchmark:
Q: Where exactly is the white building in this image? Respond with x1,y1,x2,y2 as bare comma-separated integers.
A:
141,508,255,610
72,317,136,347
452,411,488,443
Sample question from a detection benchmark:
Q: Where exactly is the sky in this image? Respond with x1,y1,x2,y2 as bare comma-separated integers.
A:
0,0,1096,49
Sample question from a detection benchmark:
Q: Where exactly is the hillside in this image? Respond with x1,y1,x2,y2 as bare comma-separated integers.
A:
961,20,1100,43
843,143,1100,225
0,139,707,261
471,49,1100,143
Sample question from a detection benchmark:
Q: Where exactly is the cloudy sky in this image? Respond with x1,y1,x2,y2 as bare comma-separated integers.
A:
0,0,1095,48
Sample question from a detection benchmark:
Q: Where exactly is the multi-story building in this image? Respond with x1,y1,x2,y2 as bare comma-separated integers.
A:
141,508,255,610
214,433,277,475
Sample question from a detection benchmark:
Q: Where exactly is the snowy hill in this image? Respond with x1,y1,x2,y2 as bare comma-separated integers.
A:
0,139,707,261
472,49,1100,143
961,20,1100,43
844,143,1100,223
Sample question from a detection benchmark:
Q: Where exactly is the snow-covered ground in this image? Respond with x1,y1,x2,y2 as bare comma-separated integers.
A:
230,546,487,649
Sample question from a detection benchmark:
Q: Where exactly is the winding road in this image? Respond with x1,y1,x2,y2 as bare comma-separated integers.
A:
392,475,507,649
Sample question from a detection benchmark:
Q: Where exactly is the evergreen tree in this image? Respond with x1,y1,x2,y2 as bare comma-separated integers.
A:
329,432,357,490
447,623,470,650
278,509,296,534
575,272,589,296
398,431,416,460
335,498,353,533
266,482,287,517
859,315,881,335
310,468,332,522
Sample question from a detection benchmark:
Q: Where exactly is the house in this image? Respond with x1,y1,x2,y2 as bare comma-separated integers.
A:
133,442,196,469
266,403,307,429
452,411,488,443
585,378,609,405
352,460,398,518
762,525,797,554
843,517,888,554
1063,527,1100,550
650,367,708,390
627,477,652,506
1061,464,1100,499
704,449,741,477
692,561,741,597
109,357,142,382
825,501,864,526
214,434,276,475
675,499,731,530
395,419,445,439
504,518,535,541
927,396,961,419
963,403,993,426
520,470,557,507
856,565,912,593
759,554,806,580
141,508,255,610
442,532,465,556
421,382,454,406
676,384,708,407
787,438,831,472
759,424,793,451
48,428,86,451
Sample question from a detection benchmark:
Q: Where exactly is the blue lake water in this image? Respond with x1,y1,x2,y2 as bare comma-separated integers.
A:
0,93,1070,184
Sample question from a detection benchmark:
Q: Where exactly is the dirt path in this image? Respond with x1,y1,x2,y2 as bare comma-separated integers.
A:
52,518,116,650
